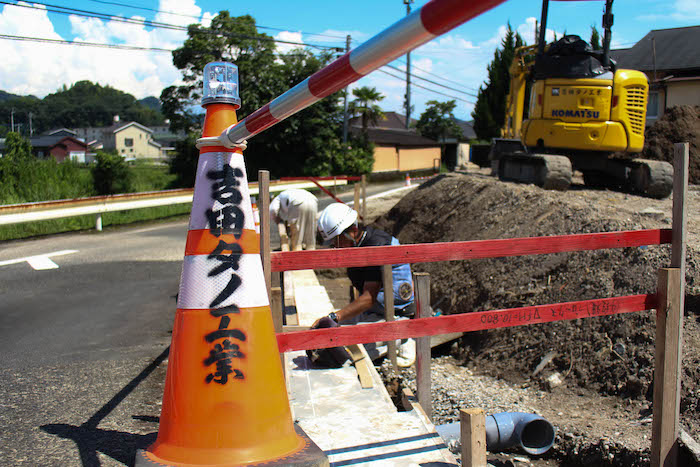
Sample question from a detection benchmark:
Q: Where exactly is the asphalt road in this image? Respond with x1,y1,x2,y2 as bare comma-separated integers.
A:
0,181,405,466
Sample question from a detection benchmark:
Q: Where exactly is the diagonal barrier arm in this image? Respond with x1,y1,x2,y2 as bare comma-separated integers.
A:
202,0,506,147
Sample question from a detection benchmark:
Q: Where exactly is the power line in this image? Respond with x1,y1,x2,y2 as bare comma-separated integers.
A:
376,68,475,105
85,0,348,40
384,63,478,98
0,1,344,51
395,58,479,92
0,33,173,51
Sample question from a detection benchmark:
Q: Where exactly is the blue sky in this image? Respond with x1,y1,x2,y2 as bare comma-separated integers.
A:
1,0,699,122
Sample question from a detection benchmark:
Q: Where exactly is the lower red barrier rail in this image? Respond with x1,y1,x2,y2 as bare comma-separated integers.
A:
276,294,656,352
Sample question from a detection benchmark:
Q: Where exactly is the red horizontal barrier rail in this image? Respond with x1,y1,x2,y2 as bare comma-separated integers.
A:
271,228,672,272
277,294,656,352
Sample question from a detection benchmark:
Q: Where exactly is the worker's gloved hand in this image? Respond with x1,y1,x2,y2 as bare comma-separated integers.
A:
306,316,350,368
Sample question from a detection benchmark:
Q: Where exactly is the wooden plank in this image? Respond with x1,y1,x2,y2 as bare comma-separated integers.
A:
258,170,271,300
672,142,689,271
414,272,432,421
271,229,672,272
461,408,487,467
383,264,398,370
346,344,374,389
652,268,683,466
277,294,655,352
271,287,283,334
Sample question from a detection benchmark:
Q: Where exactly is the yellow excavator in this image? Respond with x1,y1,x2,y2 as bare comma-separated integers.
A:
489,0,673,198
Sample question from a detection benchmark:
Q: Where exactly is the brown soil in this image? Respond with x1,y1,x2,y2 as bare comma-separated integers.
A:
639,105,700,184
317,169,700,466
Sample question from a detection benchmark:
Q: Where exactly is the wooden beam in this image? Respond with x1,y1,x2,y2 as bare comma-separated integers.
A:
258,170,271,300
277,294,655,352
414,272,432,421
354,183,360,213
461,408,487,467
652,268,683,466
270,229,672,272
383,264,397,370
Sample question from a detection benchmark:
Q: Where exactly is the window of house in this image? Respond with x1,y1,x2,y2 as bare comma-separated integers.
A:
647,91,659,119
125,138,134,147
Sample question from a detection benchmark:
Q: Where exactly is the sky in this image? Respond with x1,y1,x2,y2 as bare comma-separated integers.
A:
1,0,699,123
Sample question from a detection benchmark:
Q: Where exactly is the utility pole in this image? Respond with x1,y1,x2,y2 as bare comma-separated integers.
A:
11,107,15,133
404,0,413,129
29,112,33,137
342,34,352,143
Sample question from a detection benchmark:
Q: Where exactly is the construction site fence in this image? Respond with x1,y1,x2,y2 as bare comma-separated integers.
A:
264,143,689,467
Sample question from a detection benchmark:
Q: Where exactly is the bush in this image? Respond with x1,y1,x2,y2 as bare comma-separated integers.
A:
0,156,94,204
92,151,133,195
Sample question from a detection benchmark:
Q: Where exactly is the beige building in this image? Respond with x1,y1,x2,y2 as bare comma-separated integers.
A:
350,112,441,173
74,118,166,161
611,25,700,124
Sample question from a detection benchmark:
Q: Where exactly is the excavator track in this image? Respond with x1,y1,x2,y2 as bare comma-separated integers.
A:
630,159,674,199
498,153,572,191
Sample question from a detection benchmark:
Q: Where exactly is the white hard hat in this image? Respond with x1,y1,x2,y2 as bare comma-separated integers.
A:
317,203,358,243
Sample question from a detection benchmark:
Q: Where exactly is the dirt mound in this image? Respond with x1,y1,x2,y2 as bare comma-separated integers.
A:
372,173,700,440
641,105,700,184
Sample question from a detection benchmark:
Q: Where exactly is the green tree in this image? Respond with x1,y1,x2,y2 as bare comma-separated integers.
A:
3,131,32,159
92,152,133,195
472,24,525,140
163,12,349,182
590,25,601,50
417,100,462,142
348,86,385,133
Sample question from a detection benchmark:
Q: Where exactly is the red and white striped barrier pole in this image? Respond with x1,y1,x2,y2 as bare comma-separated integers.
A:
198,0,505,148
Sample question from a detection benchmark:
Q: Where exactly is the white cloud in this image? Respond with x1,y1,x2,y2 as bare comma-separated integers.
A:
0,0,215,100
274,31,304,55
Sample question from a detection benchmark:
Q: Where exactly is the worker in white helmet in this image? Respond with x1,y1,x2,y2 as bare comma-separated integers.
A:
310,202,416,367
269,189,318,251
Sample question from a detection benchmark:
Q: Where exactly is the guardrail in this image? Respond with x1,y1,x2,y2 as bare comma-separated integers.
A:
0,178,348,231
263,144,690,466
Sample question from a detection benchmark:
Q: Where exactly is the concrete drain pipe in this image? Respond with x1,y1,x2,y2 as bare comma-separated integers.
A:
435,412,556,456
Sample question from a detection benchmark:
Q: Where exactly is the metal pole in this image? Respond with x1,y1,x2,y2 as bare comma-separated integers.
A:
343,34,352,143
404,0,413,129
537,0,549,57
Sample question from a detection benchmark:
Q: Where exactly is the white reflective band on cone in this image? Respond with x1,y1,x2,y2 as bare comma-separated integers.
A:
189,152,257,232
177,253,269,310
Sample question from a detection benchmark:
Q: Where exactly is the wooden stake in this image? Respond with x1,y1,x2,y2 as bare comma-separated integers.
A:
652,268,683,466
461,408,487,467
382,264,397,370
354,183,360,213
258,170,271,300
414,272,432,421
361,174,367,221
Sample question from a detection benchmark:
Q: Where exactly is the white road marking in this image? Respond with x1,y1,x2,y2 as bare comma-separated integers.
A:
0,250,78,270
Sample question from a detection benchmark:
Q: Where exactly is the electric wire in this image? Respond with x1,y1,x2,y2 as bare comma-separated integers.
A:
376,68,475,105
85,0,348,40
384,63,478,98
0,0,344,51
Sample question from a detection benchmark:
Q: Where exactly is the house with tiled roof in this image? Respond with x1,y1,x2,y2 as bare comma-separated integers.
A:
611,25,700,123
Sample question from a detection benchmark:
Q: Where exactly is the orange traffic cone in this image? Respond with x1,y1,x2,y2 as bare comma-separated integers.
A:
136,62,326,466
405,173,411,187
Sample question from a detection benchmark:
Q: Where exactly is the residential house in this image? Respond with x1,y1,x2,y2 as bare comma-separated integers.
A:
349,112,441,173
611,25,700,124
74,118,166,161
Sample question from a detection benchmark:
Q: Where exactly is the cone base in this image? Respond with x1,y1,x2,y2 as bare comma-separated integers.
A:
134,424,328,467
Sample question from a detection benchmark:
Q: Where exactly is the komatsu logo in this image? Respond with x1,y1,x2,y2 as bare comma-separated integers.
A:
552,109,600,118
